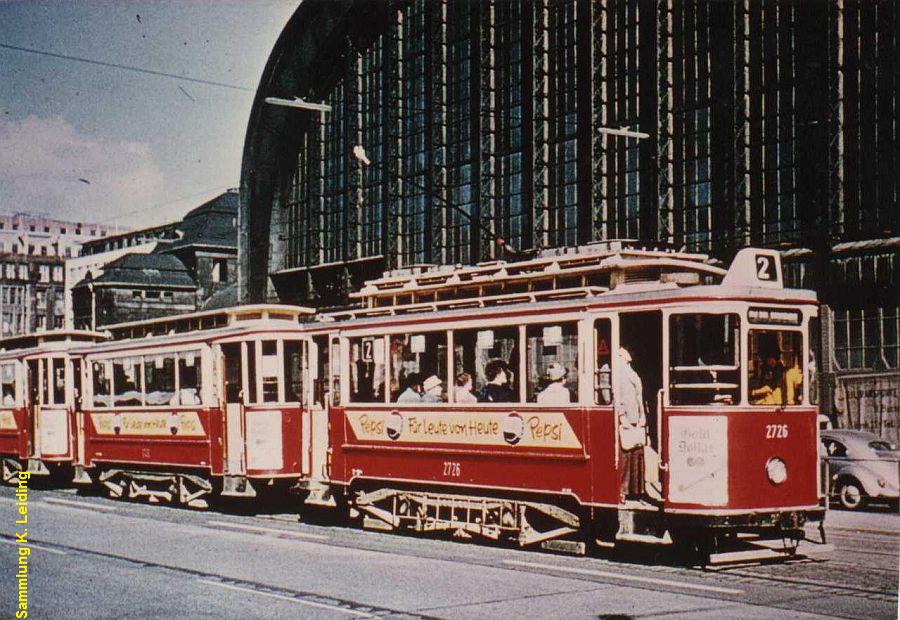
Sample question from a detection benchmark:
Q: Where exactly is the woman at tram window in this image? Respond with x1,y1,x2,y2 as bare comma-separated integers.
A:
397,373,425,404
475,359,516,403
751,348,786,405
454,372,477,403
536,363,571,405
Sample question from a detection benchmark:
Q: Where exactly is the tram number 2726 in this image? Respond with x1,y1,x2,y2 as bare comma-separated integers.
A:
442,461,461,477
765,424,789,439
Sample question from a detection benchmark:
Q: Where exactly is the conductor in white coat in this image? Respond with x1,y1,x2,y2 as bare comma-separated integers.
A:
615,347,648,501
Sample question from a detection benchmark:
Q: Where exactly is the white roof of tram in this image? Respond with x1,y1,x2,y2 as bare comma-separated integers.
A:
319,245,814,324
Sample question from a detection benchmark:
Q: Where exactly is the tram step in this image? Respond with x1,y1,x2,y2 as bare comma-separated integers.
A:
706,547,791,566
615,530,673,545
541,540,586,555
362,515,395,532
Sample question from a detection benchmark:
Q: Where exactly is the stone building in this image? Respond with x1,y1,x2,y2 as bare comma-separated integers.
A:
0,213,116,335
238,1,898,438
71,190,239,329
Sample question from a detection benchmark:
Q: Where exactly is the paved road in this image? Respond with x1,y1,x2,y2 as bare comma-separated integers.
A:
0,486,896,619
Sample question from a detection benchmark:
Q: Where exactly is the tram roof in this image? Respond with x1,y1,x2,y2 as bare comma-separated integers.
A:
350,243,724,307
322,245,811,323
99,304,314,341
0,330,108,359
312,283,818,332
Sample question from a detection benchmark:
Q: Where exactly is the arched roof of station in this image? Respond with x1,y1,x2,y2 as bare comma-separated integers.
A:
239,0,396,303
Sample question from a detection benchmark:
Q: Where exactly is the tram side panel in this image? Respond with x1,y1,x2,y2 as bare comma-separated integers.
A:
82,406,224,472
328,405,621,525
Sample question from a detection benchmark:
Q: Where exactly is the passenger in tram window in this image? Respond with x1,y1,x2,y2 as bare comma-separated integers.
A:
454,372,477,404
536,363,571,405
475,359,516,403
751,348,786,405
616,347,649,502
396,372,424,404
784,351,803,405
421,375,444,403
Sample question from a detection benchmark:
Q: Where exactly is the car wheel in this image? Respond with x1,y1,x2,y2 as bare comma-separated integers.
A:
837,479,866,510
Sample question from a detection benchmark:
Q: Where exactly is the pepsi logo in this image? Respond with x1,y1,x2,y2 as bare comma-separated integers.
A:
386,410,404,441
502,412,524,445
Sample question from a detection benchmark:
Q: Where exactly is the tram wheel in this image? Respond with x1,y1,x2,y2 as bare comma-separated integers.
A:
671,530,711,567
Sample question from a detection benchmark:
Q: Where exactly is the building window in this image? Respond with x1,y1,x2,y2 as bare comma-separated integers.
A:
38,266,50,282
29,225,35,232
17,265,27,280
11,245,17,254
132,291,142,299
211,259,228,283
60,228,67,234
43,226,49,233
833,306,900,370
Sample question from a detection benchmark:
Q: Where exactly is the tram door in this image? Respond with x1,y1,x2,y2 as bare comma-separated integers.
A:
619,312,662,450
26,360,39,457
221,343,245,475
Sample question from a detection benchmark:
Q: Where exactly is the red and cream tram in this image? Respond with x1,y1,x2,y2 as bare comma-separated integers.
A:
76,305,316,508
0,331,106,482
312,244,826,556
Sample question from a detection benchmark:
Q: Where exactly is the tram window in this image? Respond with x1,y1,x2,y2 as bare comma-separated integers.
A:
52,358,66,405
330,339,341,406
594,319,613,405
260,340,279,403
349,336,385,403
284,340,305,403
453,327,519,403
390,332,447,403
749,330,803,406
177,351,202,405
222,343,242,404
92,361,112,408
669,314,740,406
113,357,143,406
1,363,16,406
526,322,578,404
246,342,257,403
311,336,328,406
143,355,176,405
40,359,49,405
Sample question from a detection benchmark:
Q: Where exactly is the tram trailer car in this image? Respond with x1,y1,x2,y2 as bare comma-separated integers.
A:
75,305,321,508
0,331,106,483
316,245,827,556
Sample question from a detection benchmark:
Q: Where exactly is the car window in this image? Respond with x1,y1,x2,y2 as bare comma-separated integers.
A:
868,440,893,451
823,439,847,457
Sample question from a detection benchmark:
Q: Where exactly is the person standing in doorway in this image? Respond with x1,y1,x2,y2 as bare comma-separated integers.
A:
616,347,648,502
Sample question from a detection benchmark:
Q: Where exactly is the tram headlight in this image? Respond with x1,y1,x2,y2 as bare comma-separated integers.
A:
766,457,788,485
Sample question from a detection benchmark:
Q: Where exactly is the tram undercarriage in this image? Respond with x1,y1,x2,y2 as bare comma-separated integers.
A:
98,468,214,508
349,485,587,554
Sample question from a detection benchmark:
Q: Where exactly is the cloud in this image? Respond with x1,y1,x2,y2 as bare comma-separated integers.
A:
0,115,166,227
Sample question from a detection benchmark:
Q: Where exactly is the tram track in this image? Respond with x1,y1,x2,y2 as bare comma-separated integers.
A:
0,532,437,619
10,487,899,610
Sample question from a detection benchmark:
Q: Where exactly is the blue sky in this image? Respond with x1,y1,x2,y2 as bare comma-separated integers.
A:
0,0,298,230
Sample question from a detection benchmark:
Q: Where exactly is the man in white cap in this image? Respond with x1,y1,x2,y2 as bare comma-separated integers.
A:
536,362,571,404
421,374,444,403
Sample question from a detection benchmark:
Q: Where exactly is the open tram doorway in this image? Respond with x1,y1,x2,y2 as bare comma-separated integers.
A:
619,312,662,451
221,343,245,476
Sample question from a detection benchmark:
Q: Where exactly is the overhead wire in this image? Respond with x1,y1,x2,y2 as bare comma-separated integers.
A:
0,42,254,92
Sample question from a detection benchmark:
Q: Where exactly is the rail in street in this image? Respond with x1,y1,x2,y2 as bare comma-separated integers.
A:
1,486,896,619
